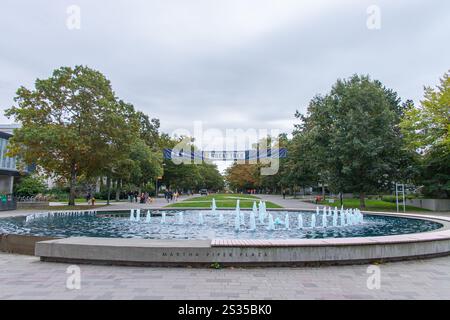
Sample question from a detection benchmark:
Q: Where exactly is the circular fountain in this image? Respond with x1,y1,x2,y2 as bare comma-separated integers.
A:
1,200,450,266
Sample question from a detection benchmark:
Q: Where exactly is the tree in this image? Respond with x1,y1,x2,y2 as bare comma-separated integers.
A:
280,133,319,197
137,112,161,148
296,75,408,208
128,139,163,190
5,66,141,205
157,135,224,192
197,163,224,191
401,71,450,198
225,163,260,192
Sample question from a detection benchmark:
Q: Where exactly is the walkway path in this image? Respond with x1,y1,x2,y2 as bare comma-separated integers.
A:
1,252,449,299
258,194,319,210
0,196,195,218
258,194,450,218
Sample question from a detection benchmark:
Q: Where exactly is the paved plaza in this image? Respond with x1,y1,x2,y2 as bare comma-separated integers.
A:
1,252,450,299
1,195,450,300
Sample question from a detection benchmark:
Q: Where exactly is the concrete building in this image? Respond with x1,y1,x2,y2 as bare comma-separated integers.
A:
0,123,21,135
0,124,34,196
0,131,22,194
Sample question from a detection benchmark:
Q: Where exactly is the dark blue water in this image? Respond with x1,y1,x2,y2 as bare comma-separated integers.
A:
0,210,442,240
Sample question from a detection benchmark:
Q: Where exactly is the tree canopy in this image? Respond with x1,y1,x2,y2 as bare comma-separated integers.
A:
5,66,162,204
4,66,448,205
401,71,450,198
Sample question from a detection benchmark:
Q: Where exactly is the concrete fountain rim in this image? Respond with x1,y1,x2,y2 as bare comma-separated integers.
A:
1,208,450,246
1,209,450,267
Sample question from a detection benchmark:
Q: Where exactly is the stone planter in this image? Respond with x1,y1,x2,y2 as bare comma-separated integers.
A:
405,199,450,212
16,202,50,210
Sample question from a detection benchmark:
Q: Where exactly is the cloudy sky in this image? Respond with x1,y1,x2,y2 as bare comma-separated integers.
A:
0,0,449,172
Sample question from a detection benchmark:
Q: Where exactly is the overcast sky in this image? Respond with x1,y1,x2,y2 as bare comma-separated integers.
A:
1,0,449,172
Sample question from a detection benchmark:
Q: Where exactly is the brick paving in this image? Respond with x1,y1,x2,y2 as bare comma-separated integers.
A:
0,252,449,299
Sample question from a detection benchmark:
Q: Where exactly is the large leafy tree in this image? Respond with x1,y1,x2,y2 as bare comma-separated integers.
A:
128,139,163,189
401,71,450,198
5,66,141,205
197,163,224,191
159,136,224,192
138,111,161,149
225,163,260,192
280,132,319,196
296,75,409,208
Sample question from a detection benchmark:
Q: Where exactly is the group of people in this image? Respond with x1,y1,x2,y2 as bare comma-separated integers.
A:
127,191,154,204
164,190,179,203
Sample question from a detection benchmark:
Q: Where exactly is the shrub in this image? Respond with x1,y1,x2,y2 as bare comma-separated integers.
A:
14,175,46,197
381,195,396,203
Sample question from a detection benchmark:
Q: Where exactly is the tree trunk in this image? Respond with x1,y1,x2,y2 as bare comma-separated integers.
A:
68,161,77,206
115,179,121,201
340,191,343,207
322,183,326,201
106,176,111,205
359,192,366,209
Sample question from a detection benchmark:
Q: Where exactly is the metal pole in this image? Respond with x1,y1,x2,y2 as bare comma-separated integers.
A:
402,184,406,212
396,183,399,213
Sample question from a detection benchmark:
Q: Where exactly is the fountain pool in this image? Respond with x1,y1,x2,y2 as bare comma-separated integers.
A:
0,209,443,240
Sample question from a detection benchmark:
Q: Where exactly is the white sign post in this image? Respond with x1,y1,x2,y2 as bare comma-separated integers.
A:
395,183,406,213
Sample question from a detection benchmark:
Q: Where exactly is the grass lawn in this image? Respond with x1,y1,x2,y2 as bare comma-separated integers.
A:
167,193,282,209
318,198,429,212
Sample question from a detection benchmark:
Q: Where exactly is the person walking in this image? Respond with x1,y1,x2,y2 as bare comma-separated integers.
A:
282,189,286,199
165,190,170,203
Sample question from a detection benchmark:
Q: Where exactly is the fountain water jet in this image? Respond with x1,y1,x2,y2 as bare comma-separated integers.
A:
234,210,241,231
274,217,283,225
177,212,184,224
311,214,316,229
298,214,303,229
258,202,266,224
332,209,338,227
322,211,327,228
249,211,256,231
340,209,345,226
267,214,275,231
240,211,245,226
136,209,141,221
